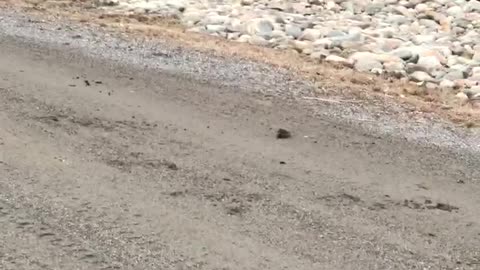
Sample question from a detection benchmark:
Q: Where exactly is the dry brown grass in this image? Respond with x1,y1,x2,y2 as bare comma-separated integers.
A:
4,0,480,125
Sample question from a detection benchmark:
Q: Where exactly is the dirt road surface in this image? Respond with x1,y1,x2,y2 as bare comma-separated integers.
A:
0,10,479,270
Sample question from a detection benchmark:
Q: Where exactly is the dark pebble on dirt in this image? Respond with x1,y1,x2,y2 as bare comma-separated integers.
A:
426,202,459,212
166,162,178,170
84,80,90,86
434,203,459,212
276,128,291,139
169,191,185,197
153,52,170,57
226,205,244,216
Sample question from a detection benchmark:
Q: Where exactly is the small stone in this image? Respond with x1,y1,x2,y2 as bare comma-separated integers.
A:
277,129,291,139
313,38,333,49
271,30,287,39
465,87,480,100
443,70,466,81
249,36,270,46
386,14,411,25
417,56,443,71
450,44,465,56
300,28,323,41
384,61,405,72
473,49,480,62
456,92,469,101
202,15,228,25
302,48,313,55
166,162,178,170
332,30,362,43
96,0,119,6
308,0,323,5
430,202,459,212
465,0,480,12
182,11,204,24
227,32,241,40
470,74,480,82
425,82,438,90
378,38,404,52
246,19,274,39
413,35,436,44
236,35,251,43
415,3,429,13
440,79,455,89
339,41,364,51
472,67,480,77
431,69,447,80
419,19,439,29
450,63,470,73
205,25,226,33
285,24,303,39
410,71,435,82
269,2,290,11
325,55,354,67
371,68,384,75
353,58,383,73
350,52,401,64
310,50,329,60
325,1,337,10
326,30,346,38
405,63,428,74
240,0,255,6
226,18,245,32
292,40,313,52
392,6,411,17
391,48,414,61
390,70,407,79
365,3,385,15
446,6,463,18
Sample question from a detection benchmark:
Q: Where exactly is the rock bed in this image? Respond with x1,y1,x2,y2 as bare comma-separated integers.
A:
98,0,480,98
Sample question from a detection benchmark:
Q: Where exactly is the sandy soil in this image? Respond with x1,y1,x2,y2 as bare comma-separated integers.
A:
0,10,479,270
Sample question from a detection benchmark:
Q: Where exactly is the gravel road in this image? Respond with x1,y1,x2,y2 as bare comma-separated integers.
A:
0,10,479,270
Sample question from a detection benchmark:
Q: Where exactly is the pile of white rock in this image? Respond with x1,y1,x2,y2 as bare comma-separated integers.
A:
98,0,480,94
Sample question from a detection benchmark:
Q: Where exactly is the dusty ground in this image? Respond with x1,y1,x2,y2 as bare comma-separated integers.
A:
2,0,480,126
0,4,480,270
